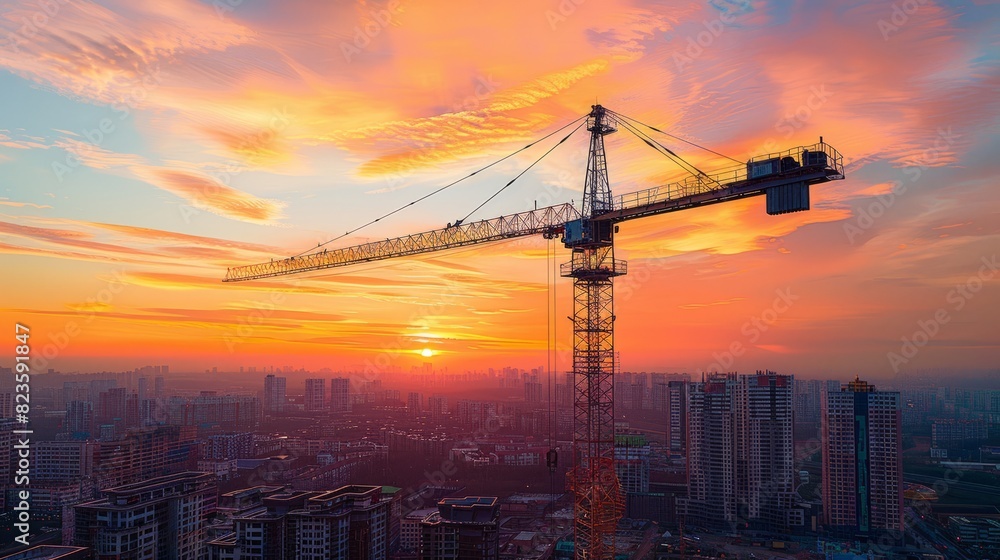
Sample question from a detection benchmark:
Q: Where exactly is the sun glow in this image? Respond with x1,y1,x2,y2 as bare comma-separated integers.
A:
420,348,434,358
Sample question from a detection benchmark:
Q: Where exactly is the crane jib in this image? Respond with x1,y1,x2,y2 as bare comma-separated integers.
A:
223,141,843,283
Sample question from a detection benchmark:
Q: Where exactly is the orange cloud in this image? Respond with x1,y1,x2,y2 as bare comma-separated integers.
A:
0,0,255,105
55,139,285,223
0,220,155,257
137,167,284,223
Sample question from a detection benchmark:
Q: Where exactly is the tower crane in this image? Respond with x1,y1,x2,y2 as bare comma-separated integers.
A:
224,105,845,559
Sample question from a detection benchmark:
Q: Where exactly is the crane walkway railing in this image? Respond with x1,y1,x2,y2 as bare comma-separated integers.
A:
608,142,844,214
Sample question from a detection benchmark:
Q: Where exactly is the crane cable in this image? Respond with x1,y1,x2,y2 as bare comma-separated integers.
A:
608,109,742,165
290,113,588,258
546,235,558,515
457,120,586,224
546,237,553,452
614,116,715,183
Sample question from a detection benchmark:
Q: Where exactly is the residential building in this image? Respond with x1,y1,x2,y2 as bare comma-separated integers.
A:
400,508,437,552
305,379,326,412
204,432,255,460
741,371,795,529
263,375,286,414
33,441,96,481
420,496,500,560
91,425,199,490
64,400,94,438
330,378,351,414
822,376,903,537
684,371,794,532
932,419,988,450
614,433,651,495
523,382,543,404
74,471,217,560
286,485,389,560
407,392,422,416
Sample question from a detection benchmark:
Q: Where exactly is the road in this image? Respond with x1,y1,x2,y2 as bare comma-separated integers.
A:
906,507,974,560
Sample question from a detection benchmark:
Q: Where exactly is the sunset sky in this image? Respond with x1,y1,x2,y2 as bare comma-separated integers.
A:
1,0,997,379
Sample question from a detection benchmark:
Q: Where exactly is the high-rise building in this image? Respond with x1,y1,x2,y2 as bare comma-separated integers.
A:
305,378,326,411
330,377,351,413
0,418,16,509
137,376,149,402
684,372,794,532
74,471,217,559
163,393,260,431
667,380,688,455
0,391,12,419
207,486,389,560
91,425,199,490
224,491,309,560
822,376,902,537
614,433,651,495
33,441,96,481
794,378,824,426
651,377,689,455
420,497,500,560
286,485,389,560
407,392,422,416
524,381,543,404
741,372,795,529
428,395,448,419
96,387,128,432
264,374,286,414
400,507,438,552
64,400,94,438
685,375,738,530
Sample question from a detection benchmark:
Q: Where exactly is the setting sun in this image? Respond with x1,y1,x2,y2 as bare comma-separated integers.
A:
420,348,434,358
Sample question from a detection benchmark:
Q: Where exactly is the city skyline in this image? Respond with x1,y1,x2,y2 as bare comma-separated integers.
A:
0,0,997,377
5,364,999,559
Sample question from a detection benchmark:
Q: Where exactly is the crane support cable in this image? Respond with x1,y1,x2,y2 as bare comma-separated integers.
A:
615,117,715,183
617,118,700,176
291,113,588,258
614,116,706,178
459,121,586,224
608,109,742,165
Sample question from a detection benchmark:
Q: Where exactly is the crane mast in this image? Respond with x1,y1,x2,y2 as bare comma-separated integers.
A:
564,105,625,559
222,105,846,560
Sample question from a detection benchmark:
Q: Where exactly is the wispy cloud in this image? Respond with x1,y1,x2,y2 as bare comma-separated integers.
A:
56,138,285,223
0,198,51,209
